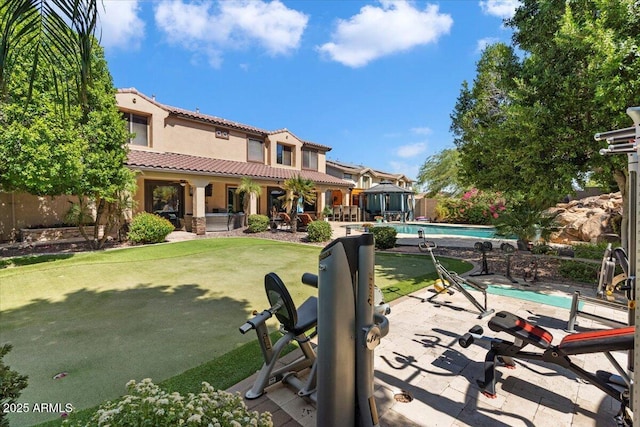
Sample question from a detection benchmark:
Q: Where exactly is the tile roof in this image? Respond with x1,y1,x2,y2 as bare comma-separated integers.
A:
127,149,351,187
117,88,331,151
326,159,413,183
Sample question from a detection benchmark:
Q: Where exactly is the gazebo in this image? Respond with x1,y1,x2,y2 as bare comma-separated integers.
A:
362,181,414,222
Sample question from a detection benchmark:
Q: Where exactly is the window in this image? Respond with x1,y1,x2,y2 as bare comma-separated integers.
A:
302,149,318,170
362,176,371,189
248,138,264,162
343,173,353,180
277,143,292,166
215,128,229,139
123,112,149,146
227,187,244,213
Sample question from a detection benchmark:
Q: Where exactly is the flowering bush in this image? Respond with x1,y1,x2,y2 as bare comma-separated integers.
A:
436,189,505,225
64,379,273,427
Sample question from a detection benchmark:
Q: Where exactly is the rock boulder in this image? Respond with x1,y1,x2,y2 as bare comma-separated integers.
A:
548,192,622,244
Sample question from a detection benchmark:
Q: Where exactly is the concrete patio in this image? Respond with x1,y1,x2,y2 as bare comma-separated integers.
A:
228,272,628,427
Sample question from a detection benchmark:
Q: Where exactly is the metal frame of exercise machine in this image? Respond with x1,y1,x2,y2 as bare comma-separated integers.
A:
566,243,630,332
417,234,494,319
240,234,390,427
238,272,319,400
595,107,639,424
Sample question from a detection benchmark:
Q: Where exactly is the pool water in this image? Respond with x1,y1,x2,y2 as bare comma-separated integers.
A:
383,223,500,239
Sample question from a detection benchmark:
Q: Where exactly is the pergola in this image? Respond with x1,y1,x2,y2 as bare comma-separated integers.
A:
362,181,414,222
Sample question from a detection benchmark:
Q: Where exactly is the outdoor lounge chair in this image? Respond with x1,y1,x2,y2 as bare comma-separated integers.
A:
279,212,292,230
298,213,313,231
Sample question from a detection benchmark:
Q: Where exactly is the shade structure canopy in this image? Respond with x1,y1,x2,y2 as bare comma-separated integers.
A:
362,181,414,222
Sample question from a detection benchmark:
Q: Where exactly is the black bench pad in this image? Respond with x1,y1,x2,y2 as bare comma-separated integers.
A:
559,326,634,355
488,311,553,349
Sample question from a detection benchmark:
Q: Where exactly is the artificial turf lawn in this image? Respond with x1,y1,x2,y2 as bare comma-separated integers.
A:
0,238,471,426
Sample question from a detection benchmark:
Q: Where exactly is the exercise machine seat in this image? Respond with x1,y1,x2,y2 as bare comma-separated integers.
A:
559,326,634,355
265,272,317,336
293,297,318,336
488,311,553,349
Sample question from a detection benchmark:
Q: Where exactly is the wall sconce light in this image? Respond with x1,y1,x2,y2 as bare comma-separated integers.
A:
179,180,187,187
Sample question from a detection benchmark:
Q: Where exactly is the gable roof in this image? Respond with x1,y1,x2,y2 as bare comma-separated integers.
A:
326,159,413,183
127,149,351,187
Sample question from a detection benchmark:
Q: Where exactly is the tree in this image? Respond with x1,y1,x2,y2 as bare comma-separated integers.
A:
0,21,134,248
416,148,463,196
1,0,98,112
450,43,528,199
279,175,316,233
235,177,261,226
0,344,28,427
451,0,640,216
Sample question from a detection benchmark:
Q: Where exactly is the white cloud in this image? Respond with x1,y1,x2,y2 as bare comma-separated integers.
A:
396,142,427,158
411,127,432,135
98,0,145,50
154,0,308,67
479,0,520,19
318,1,453,68
388,160,419,180
476,37,499,53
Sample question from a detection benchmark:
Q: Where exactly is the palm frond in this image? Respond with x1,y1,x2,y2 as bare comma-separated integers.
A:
0,0,98,110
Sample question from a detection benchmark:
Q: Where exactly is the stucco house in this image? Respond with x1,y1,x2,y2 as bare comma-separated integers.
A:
325,159,414,221
0,89,353,241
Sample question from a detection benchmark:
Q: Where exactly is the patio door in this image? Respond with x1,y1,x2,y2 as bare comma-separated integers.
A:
144,180,185,225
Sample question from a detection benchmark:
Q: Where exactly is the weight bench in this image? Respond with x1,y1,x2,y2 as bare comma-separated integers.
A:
468,311,633,423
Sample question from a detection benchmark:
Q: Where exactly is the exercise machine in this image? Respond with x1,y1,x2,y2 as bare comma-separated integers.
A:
315,233,390,427
417,236,494,319
240,233,390,427
460,311,634,426
239,272,319,400
566,243,630,332
470,241,494,277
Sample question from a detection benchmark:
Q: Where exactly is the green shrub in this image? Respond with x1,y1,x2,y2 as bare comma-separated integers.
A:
371,226,397,250
247,214,270,233
127,212,174,244
610,213,622,236
307,220,332,242
531,243,556,255
1,344,28,427
572,242,610,260
63,379,272,427
558,260,599,284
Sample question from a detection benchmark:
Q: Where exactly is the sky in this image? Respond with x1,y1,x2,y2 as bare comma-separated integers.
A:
98,0,520,184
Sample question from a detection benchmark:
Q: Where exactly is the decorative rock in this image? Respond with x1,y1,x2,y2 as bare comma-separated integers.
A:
549,192,622,243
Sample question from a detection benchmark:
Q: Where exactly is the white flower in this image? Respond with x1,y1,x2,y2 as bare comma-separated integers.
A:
187,414,202,423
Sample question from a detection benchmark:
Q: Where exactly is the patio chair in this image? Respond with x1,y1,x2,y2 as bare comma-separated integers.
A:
332,205,342,221
347,205,358,222
298,213,313,231
279,212,292,230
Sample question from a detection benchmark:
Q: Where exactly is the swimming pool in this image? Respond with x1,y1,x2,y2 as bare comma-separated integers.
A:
381,223,501,239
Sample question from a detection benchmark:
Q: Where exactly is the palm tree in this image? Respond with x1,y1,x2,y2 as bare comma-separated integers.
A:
280,175,316,233
0,0,98,112
235,177,261,227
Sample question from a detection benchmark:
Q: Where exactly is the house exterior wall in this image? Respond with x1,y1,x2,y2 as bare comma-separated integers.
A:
0,89,348,242
0,193,79,242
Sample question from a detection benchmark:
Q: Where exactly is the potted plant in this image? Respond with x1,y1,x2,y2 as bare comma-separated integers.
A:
322,206,332,221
